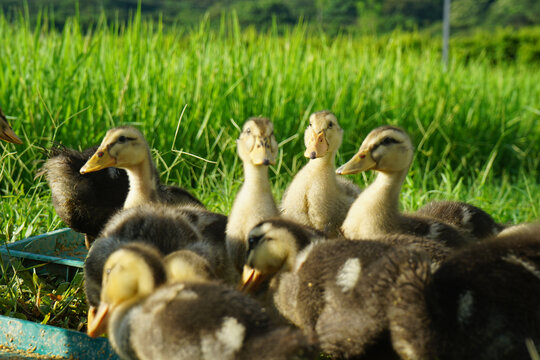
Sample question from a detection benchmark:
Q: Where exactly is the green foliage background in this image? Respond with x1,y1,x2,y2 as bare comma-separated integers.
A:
0,10,538,330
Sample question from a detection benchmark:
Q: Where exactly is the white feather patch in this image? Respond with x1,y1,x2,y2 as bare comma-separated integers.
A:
336,258,361,293
457,291,474,324
201,317,245,360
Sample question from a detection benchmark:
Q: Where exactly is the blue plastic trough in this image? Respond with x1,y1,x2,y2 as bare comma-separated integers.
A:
0,315,118,359
0,228,85,280
0,228,119,359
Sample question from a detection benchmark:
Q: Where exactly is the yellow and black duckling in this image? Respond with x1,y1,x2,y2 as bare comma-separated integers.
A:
226,117,279,274
241,218,433,359
410,222,540,360
416,200,504,240
337,125,472,248
88,242,312,360
0,108,23,144
40,144,129,247
280,111,361,237
80,126,202,209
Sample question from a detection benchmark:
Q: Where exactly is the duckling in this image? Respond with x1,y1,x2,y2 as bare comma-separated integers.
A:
226,117,279,273
415,222,540,360
241,218,433,360
0,108,22,144
80,126,202,209
84,203,203,308
416,201,504,240
88,242,312,360
164,249,216,283
280,111,361,237
40,145,129,247
337,125,471,248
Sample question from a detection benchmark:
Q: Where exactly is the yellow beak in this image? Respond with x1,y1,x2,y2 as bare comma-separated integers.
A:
240,265,265,293
336,150,376,175
80,148,116,174
304,130,328,159
87,303,110,338
250,136,276,166
0,127,23,144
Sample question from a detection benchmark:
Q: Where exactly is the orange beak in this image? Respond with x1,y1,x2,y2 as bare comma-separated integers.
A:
250,136,276,166
0,127,23,144
336,150,375,175
304,130,328,159
240,265,265,293
87,303,110,338
80,148,116,174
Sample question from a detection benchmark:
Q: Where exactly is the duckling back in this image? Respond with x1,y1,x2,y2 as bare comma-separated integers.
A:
112,282,312,360
40,145,129,241
423,223,540,360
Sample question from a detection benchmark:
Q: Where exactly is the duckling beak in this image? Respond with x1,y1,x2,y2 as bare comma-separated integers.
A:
336,150,375,175
240,265,265,293
87,303,110,338
0,127,23,144
80,148,116,174
304,130,328,159
250,136,276,166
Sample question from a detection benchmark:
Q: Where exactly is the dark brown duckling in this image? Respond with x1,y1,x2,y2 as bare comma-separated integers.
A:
39,144,129,247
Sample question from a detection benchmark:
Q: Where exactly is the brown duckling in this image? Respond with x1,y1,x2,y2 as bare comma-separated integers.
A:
241,218,433,359
280,111,361,237
0,108,23,144
88,242,312,360
408,222,540,360
337,125,472,248
226,117,279,274
416,201,504,240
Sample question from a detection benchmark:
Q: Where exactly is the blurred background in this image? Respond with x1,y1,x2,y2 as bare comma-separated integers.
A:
0,0,539,33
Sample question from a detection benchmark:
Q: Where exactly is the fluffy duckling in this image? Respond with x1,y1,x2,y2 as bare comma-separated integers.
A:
88,242,312,360
280,111,361,236
84,203,203,308
414,222,540,360
80,126,202,209
242,218,433,360
337,125,471,248
0,108,23,144
226,117,279,273
416,201,504,240
40,145,129,247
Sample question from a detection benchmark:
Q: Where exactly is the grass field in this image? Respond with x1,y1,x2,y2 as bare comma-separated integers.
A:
0,13,539,328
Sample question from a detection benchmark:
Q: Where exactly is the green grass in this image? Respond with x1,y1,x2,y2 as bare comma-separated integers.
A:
0,13,539,329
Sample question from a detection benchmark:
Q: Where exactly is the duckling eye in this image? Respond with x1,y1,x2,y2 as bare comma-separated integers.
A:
118,136,127,143
246,128,251,134
381,137,399,146
328,122,333,129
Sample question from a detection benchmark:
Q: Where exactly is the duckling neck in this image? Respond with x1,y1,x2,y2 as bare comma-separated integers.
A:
242,162,273,194
123,157,159,209
342,169,407,238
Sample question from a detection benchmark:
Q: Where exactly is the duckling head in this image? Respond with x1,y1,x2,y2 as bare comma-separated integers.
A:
87,243,166,338
163,250,215,284
241,219,303,292
337,125,413,175
237,117,278,166
80,126,149,174
304,111,342,159
0,108,23,144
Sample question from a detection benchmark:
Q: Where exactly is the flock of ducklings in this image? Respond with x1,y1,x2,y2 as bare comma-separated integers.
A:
2,108,540,360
